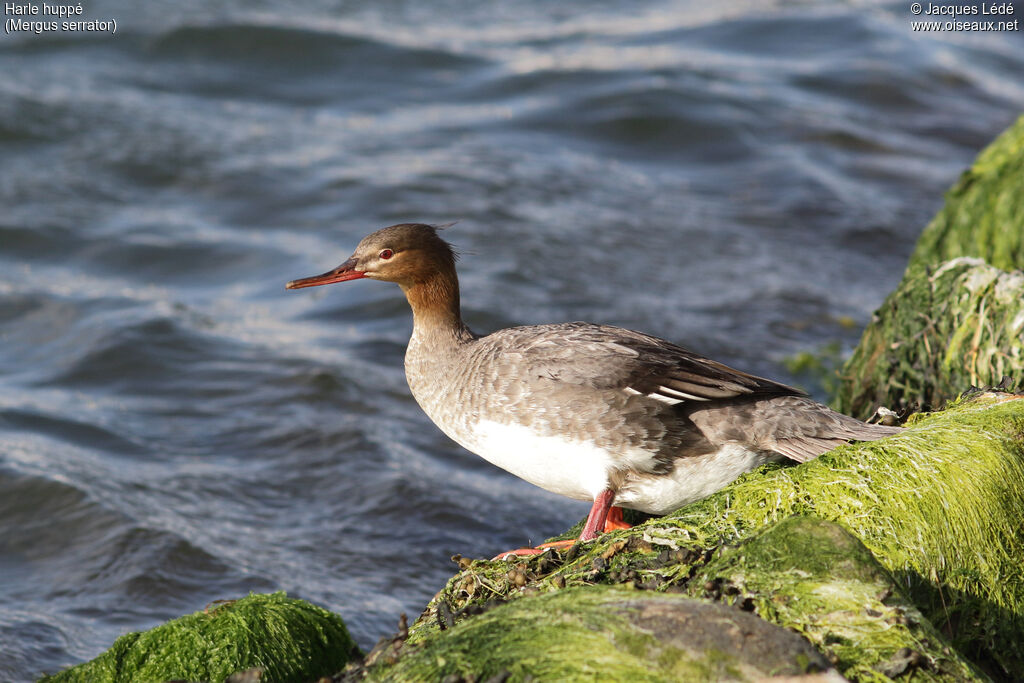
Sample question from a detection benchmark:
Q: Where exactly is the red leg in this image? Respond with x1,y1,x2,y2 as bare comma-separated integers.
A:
492,489,620,560
579,489,616,541
493,538,576,559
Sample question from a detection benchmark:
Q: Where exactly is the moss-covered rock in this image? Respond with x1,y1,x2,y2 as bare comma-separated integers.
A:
373,585,833,682
39,592,360,683
833,258,1024,419
693,515,984,681
409,392,1024,680
906,114,1024,274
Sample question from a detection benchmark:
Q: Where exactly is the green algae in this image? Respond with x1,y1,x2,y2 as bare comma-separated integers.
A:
377,586,830,682
38,592,360,683
906,114,1024,274
693,515,984,681
833,258,1024,420
413,392,1024,679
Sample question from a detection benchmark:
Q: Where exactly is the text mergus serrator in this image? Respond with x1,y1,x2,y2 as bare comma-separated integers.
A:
287,223,900,552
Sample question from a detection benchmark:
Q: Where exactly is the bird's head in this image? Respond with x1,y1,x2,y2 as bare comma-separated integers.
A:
286,223,457,291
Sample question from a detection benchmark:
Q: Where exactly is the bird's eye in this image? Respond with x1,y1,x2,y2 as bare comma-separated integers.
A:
379,249,394,260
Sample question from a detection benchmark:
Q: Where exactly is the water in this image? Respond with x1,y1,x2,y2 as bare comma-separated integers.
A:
2,0,1023,679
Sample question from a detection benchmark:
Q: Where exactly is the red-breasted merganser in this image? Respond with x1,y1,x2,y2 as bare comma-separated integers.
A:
287,223,900,552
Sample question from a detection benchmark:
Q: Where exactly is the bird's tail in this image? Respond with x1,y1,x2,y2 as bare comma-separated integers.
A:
769,400,902,463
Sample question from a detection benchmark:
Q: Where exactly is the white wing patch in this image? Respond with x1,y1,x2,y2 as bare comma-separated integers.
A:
655,386,710,402
624,386,708,404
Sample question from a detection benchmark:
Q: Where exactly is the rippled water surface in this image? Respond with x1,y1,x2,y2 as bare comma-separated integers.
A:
2,1,1023,678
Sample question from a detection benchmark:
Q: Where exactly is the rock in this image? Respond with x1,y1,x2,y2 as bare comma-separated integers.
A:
693,516,984,681
38,592,361,683
833,257,1024,419
375,586,836,682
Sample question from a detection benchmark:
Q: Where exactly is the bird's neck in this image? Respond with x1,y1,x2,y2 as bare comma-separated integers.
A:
402,269,473,344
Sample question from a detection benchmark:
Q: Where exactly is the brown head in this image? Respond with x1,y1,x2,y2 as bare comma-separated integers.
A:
286,223,458,291
287,223,466,332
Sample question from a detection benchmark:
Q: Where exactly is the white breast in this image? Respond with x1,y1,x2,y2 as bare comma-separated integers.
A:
452,419,629,502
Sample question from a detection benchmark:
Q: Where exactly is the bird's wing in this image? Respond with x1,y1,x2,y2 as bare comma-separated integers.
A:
492,322,802,405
